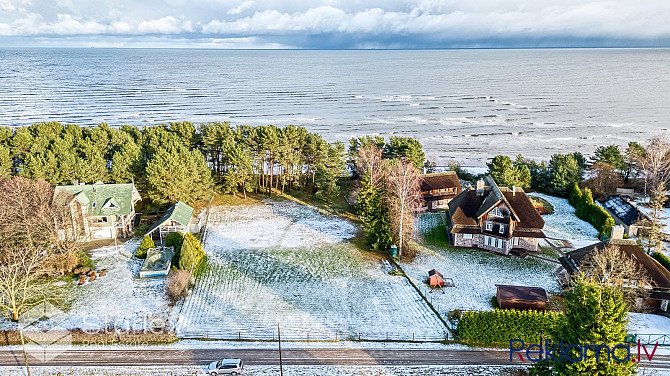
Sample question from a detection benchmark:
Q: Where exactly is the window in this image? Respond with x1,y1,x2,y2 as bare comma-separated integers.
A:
92,202,97,208
495,238,501,248
463,233,473,239
513,237,520,246
485,222,493,231
490,208,502,217
92,216,108,223
499,224,505,234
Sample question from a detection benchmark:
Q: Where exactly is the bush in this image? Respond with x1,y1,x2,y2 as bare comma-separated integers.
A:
178,233,205,270
569,184,615,237
165,232,184,265
137,223,150,232
136,235,155,259
457,309,562,345
166,270,191,302
77,251,94,269
653,252,670,272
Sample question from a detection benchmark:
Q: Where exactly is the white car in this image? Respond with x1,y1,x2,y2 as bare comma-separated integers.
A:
207,358,244,375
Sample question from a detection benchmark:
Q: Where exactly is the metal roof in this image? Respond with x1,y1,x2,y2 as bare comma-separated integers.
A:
54,181,140,217
146,201,194,235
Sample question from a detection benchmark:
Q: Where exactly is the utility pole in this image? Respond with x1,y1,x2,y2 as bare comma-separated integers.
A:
277,322,283,376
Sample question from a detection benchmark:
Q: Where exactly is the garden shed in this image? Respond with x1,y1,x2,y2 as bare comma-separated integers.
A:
496,284,548,310
428,269,445,287
145,201,194,242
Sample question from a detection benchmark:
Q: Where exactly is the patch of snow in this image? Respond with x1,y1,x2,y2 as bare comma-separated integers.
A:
176,201,447,342
629,313,670,334
528,193,599,242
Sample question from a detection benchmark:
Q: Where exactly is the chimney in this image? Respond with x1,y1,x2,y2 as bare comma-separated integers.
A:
512,185,516,196
611,225,625,240
476,179,486,196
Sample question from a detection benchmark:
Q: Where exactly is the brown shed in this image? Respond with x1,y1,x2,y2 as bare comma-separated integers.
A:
428,269,445,287
496,285,548,310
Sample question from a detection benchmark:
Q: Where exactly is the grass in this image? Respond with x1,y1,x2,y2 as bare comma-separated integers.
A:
419,212,451,248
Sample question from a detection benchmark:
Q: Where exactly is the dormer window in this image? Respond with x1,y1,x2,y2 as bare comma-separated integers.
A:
92,202,96,208
486,222,493,231
490,208,502,217
103,200,119,209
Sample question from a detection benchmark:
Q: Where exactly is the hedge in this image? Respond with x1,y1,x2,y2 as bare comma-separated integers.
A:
457,309,562,345
569,183,615,237
652,252,670,272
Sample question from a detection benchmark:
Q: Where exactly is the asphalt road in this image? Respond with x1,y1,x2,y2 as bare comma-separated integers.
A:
1,348,670,369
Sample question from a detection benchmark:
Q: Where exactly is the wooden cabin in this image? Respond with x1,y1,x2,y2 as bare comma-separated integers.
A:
496,285,548,310
421,172,462,212
145,201,195,243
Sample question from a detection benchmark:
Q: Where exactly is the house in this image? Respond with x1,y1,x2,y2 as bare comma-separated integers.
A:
446,176,545,255
556,236,670,311
428,269,445,287
54,181,141,240
601,195,649,236
421,172,462,212
496,285,548,310
145,201,196,243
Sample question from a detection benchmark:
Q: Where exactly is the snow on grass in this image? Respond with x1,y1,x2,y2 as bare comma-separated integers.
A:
527,193,599,242
0,365,531,376
629,313,670,334
0,238,174,332
176,200,447,342
406,214,562,316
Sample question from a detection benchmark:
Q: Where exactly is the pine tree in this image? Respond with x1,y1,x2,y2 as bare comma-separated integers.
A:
641,181,668,254
538,277,635,376
357,171,393,252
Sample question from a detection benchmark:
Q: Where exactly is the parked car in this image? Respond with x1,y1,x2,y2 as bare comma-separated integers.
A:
207,358,244,375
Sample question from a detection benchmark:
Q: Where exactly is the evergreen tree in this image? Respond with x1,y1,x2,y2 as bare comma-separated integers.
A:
591,145,626,171
641,182,668,254
136,235,155,259
488,155,532,189
535,277,634,376
0,144,12,179
165,231,184,266
178,232,205,271
383,137,426,169
314,164,340,204
548,153,583,196
357,171,393,252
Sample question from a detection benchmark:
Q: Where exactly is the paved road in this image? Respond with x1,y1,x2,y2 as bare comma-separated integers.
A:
1,348,670,369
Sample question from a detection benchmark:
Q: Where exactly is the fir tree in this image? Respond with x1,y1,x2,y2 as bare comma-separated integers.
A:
178,233,205,271
136,235,155,259
357,171,393,252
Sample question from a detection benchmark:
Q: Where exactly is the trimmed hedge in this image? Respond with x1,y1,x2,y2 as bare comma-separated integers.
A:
569,183,615,237
652,252,670,272
457,309,562,345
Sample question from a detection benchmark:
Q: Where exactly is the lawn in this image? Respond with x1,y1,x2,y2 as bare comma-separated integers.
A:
176,200,447,341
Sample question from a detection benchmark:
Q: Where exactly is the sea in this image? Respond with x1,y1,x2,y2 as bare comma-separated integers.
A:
1,48,669,166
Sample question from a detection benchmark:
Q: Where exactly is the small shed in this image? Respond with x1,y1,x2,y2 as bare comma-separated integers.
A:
428,269,445,287
496,284,548,310
146,201,194,243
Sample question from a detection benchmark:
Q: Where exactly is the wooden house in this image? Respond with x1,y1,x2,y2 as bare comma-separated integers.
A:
601,195,649,236
428,269,445,287
421,172,462,212
496,285,548,310
446,176,545,255
54,181,141,240
557,237,670,311
145,201,195,243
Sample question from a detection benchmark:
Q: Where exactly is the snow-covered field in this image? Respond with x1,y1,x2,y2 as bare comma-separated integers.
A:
407,214,562,316
630,313,670,334
0,238,174,332
0,365,531,376
176,201,447,341
527,193,599,243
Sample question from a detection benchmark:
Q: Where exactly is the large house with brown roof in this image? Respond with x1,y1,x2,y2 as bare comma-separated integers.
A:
421,172,462,212
446,176,545,255
557,237,670,311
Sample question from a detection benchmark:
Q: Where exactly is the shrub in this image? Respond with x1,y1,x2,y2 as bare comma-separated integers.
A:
136,235,155,259
457,309,562,345
166,270,191,302
653,252,670,272
137,224,150,232
569,184,615,237
165,232,184,265
178,233,205,271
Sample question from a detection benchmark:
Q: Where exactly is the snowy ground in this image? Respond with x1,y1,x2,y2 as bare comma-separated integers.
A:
0,365,532,376
406,214,562,316
0,238,174,332
527,193,599,244
176,201,447,341
630,313,670,334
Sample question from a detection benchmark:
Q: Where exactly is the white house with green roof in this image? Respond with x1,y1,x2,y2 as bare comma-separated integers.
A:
145,201,196,243
54,181,142,240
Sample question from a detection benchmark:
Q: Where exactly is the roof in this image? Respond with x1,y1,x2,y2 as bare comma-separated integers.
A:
428,269,443,279
54,181,140,217
146,201,194,235
559,239,670,289
603,195,647,226
447,176,544,234
496,285,548,302
421,172,462,194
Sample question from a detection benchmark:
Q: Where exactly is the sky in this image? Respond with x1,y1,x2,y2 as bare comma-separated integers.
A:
1,0,670,49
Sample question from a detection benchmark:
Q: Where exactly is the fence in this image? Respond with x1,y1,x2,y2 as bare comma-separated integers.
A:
632,334,670,346
177,329,447,342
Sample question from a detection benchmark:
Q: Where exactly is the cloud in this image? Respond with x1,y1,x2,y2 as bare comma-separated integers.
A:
0,1,669,47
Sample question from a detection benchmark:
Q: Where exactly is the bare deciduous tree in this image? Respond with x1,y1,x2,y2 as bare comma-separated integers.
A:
638,137,670,196
580,244,650,309
356,144,385,187
385,160,424,259
585,162,624,200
